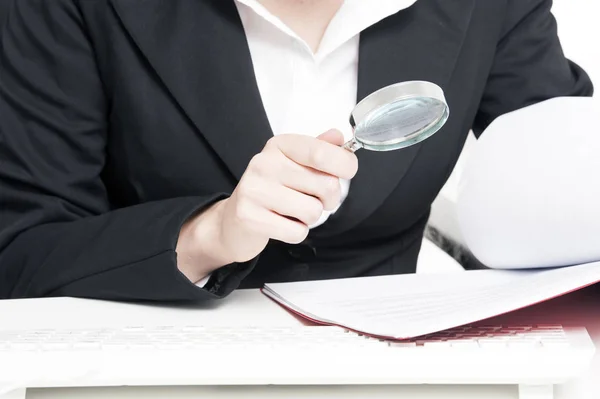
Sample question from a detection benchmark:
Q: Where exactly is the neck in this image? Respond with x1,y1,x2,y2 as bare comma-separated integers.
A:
257,0,344,53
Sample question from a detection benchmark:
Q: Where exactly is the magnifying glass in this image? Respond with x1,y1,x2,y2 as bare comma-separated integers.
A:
343,81,449,152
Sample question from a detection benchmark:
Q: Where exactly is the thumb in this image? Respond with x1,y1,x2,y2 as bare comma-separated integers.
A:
317,129,345,147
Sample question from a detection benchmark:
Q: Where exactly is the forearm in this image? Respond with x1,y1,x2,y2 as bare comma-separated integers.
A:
0,195,255,300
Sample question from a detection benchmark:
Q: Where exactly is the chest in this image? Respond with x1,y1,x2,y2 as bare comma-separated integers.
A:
90,0,503,237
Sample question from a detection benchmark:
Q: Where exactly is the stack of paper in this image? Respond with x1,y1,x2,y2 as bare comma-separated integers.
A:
262,261,600,340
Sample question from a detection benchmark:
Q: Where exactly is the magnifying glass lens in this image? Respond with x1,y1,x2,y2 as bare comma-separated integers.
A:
343,81,450,153
355,97,448,151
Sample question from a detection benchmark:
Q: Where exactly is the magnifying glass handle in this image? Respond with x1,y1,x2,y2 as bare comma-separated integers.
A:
342,139,362,153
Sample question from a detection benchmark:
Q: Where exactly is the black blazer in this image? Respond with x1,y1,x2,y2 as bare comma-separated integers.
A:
0,0,593,301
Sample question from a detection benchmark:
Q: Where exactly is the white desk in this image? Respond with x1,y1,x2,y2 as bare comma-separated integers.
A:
0,284,598,399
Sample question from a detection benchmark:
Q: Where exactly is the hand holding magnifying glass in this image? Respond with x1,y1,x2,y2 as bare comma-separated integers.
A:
176,81,450,282
343,81,449,152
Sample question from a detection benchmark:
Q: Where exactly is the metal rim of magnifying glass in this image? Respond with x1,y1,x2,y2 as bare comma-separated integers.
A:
349,81,450,150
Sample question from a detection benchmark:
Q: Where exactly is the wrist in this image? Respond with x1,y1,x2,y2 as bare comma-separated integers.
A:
176,199,233,282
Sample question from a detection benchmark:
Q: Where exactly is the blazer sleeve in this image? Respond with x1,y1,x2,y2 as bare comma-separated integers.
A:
472,0,594,136
0,0,256,301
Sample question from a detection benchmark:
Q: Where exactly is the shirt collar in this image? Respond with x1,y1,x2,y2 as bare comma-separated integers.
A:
235,0,419,59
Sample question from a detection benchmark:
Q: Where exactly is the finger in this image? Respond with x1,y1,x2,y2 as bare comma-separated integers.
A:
317,128,345,146
246,204,309,245
268,133,358,180
246,152,341,211
247,179,325,226
265,212,310,244
274,158,342,211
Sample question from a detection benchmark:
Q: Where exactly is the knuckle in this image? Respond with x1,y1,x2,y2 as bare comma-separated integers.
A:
345,153,359,178
234,199,254,224
324,176,341,197
305,199,324,224
249,153,274,177
309,144,327,169
236,175,257,198
289,224,309,244
319,177,341,209
264,136,280,151
248,154,265,173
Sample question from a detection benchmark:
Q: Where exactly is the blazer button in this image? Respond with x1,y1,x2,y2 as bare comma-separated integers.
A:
287,245,317,260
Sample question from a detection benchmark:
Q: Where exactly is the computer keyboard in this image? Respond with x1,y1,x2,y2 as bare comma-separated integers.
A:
401,324,573,348
0,324,595,399
0,323,577,351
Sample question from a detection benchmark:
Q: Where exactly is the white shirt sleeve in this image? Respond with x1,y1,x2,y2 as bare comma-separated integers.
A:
457,97,600,269
195,274,212,288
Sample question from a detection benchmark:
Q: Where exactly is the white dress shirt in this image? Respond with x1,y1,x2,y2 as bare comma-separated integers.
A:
198,0,417,287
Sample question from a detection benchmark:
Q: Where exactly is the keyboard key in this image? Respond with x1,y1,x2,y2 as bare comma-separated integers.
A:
182,326,204,332
123,326,146,332
460,334,486,339
541,340,570,348
450,340,480,348
478,339,507,349
156,342,186,351
112,333,148,341
534,324,563,330
424,341,451,348
42,343,72,351
507,326,532,331
73,340,102,349
102,343,129,351
477,326,502,331
130,343,156,351
388,341,417,348
507,340,541,348
10,343,37,351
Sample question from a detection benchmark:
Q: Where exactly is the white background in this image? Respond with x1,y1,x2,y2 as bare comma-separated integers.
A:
553,0,600,86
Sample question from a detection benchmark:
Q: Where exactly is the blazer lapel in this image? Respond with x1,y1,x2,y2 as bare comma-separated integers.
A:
110,0,273,181
312,0,475,238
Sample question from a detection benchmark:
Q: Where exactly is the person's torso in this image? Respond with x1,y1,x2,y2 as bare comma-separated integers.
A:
78,0,505,285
